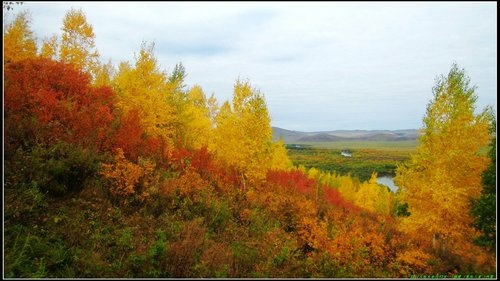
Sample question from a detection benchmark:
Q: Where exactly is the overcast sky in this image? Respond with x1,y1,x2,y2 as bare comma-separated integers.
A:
6,2,497,131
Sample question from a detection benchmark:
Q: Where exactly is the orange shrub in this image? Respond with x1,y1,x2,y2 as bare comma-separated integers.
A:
100,148,158,202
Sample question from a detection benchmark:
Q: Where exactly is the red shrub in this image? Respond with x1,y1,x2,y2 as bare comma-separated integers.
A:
323,186,360,212
4,58,115,153
266,169,316,196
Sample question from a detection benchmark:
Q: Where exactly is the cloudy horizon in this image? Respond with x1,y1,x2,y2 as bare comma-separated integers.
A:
5,2,497,131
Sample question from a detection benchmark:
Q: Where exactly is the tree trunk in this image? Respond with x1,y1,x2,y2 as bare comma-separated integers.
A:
241,172,246,191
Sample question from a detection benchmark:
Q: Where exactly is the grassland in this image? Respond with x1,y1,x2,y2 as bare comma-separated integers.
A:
286,140,418,182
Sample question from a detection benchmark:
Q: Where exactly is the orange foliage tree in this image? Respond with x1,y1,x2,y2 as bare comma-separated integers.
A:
100,148,158,204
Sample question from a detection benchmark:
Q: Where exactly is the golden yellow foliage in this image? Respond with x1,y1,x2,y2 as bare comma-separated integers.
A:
396,249,433,274
113,42,177,149
213,79,290,182
182,85,214,149
354,173,393,215
3,10,37,62
60,8,100,77
354,173,380,213
40,34,59,60
93,59,115,87
269,139,293,171
338,176,358,203
395,64,492,257
298,216,328,251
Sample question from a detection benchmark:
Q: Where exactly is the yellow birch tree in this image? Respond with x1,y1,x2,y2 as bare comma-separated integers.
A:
182,85,214,149
113,42,177,153
40,34,59,60
59,8,100,78
213,79,288,183
3,10,37,62
395,63,492,258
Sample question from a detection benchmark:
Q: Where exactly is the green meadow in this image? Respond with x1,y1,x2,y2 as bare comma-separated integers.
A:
286,140,418,182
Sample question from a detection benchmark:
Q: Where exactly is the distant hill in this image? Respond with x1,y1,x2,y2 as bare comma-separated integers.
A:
297,133,347,142
272,127,419,143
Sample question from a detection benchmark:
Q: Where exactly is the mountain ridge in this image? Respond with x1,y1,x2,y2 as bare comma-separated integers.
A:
272,126,419,143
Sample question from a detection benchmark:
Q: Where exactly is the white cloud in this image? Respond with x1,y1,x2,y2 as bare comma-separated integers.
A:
10,1,497,131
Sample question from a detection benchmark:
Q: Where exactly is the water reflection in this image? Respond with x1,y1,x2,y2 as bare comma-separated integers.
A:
377,176,398,192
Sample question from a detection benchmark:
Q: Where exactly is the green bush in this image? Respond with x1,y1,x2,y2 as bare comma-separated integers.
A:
8,142,102,196
207,200,231,234
4,184,47,223
4,228,73,278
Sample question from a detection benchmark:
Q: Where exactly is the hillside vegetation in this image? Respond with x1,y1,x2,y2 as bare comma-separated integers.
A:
3,8,496,278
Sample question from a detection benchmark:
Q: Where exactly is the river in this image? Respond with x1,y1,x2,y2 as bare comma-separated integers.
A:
376,176,398,192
